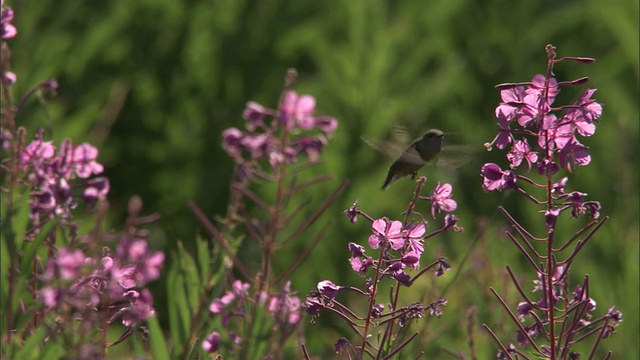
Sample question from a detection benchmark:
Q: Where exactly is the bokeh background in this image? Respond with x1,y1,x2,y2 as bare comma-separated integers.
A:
7,0,638,358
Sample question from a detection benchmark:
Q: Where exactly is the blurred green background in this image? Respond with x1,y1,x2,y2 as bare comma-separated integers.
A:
7,0,638,358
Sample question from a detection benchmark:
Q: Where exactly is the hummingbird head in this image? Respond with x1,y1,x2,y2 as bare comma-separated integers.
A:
421,129,445,140
414,129,445,161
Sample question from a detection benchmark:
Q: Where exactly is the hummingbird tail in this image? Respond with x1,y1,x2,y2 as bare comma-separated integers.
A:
381,175,393,190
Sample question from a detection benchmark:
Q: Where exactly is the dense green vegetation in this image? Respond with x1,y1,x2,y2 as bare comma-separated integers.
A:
7,0,637,358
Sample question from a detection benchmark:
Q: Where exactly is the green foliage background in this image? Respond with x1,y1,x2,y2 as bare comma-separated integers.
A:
7,0,638,357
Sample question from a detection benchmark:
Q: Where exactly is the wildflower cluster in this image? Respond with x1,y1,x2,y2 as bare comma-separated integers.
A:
203,280,301,353
187,70,344,358
481,45,621,359
303,177,462,358
1,3,164,357
222,82,337,170
37,204,164,352
20,130,110,230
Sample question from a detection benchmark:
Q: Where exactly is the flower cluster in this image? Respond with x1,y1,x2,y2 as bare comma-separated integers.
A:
481,45,622,358
482,69,602,204
203,280,301,354
20,129,110,227
35,211,164,350
223,91,337,170
303,178,461,357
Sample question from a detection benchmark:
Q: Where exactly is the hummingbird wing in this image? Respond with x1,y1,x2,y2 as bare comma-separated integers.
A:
360,135,405,159
360,126,416,160
436,143,477,171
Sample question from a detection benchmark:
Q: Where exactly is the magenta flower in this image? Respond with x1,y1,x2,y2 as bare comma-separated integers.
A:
481,163,516,191
368,218,404,250
72,144,103,178
120,289,156,327
56,248,86,280
404,223,425,255
429,182,457,218
343,200,359,223
315,116,338,134
506,138,538,170
84,177,110,204
567,89,602,137
493,110,513,149
558,137,591,171
280,91,316,130
21,139,55,169
242,101,274,127
293,136,326,163
222,128,244,158
317,280,343,300
202,331,222,353
267,281,302,325
1,4,17,39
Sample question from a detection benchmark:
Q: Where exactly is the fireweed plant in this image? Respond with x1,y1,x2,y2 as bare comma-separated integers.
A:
301,177,462,359
179,69,345,358
480,45,622,359
1,2,164,358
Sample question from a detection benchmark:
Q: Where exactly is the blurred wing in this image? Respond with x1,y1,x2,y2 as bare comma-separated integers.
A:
436,144,478,171
361,134,406,159
361,125,417,159
390,125,412,145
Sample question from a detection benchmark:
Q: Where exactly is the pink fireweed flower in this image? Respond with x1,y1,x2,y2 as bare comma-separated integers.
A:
56,248,86,280
209,280,251,315
429,182,457,218
202,331,222,353
558,137,591,172
267,281,302,325
1,4,17,39
317,280,343,300
506,138,538,170
401,250,421,269
368,218,404,250
315,116,338,134
21,139,56,169
404,223,425,255
84,177,110,204
279,91,316,130
72,143,104,178
348,243,373,273
222,128,244,158
119,289,156,327
566,89,602,137
242,101,274,128
481,163,517,191
493,109,513,150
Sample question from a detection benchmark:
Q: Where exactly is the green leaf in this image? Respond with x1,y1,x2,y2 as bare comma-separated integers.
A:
147,316,170,360
20,220,57,275
196,236,210,286
14,326,46,360
166,256,188,356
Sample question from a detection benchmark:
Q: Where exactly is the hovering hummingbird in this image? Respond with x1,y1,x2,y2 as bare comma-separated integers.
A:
361,128,448,190
379,129,445,190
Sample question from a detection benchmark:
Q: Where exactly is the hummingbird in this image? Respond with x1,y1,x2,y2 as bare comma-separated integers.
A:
380,129,445,190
